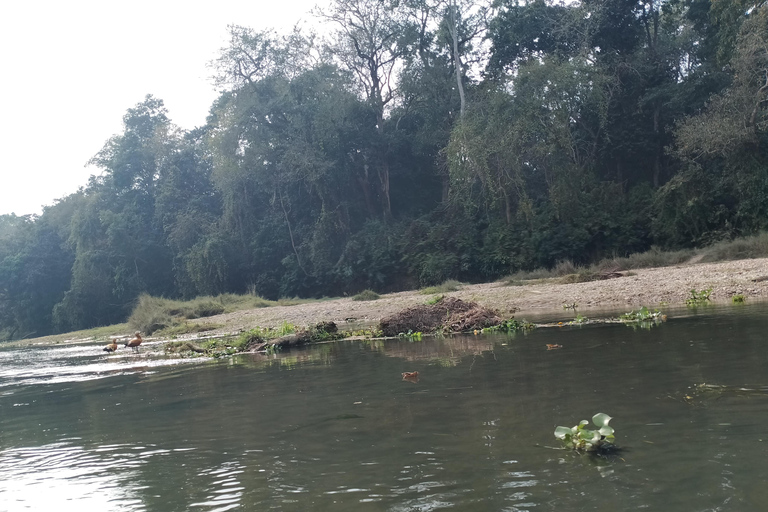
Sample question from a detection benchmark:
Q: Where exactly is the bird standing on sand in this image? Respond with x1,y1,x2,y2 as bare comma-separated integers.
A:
103,339,118,353
125,332,143,353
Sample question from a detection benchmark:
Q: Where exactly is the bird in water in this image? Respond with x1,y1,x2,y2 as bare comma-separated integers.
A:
103,339,118,353
402,371,419,383
124,332,143,352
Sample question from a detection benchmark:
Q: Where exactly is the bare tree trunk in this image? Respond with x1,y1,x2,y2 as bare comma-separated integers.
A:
449,0,466,119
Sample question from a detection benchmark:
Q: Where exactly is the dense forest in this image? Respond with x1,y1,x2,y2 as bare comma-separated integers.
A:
2,0,768,340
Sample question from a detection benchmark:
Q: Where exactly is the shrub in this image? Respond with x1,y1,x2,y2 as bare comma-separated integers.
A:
700,232,768,262
128,294,174,334
352,289,381,301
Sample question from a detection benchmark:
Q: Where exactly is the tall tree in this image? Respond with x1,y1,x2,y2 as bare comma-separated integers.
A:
318,0,416,218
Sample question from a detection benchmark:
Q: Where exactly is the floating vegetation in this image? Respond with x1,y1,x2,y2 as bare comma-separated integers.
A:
398,330,423,341
481,319,536,334
731,294,746,304
682,383,768,404
686,287,713,306
572,313,589,324
619,306,665,329
555,413,616,453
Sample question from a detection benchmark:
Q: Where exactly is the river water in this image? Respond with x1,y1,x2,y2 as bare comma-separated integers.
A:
1,304,767,511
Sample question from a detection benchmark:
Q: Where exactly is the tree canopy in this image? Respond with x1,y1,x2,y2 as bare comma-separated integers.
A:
4,0,768,339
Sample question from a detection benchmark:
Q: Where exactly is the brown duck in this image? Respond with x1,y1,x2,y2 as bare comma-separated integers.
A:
402,371,419,383
103,339,118,353
124,332,143,352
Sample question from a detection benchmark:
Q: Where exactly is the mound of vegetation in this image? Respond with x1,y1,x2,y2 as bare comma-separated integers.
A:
379,297,503,336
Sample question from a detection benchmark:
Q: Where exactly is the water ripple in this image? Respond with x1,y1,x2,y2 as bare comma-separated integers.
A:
0,342,209,389
0,441,155,511
189,460,246,511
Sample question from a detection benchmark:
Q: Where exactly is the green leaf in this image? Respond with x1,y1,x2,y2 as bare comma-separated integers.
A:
592,413,612,428
554,426,571,439
599,425,614,437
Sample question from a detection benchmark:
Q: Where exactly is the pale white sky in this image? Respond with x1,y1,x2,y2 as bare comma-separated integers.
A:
0,0,323,216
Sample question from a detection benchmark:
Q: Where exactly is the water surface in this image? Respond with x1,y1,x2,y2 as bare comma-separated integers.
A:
1,305,767,511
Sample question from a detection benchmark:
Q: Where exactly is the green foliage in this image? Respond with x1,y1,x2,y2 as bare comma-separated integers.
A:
620,306,660,321
420,279,463,295
731,294,746,304
352,289,381,301
620,306,665,329
7,0,768,338
572,314,588,325
700,232,768,262
264,343,282,356
425,294,444,305
232,329,264,351
276,321,296,336
554,413,616,452
398,330,422,341
482,319,535,334
127,293,287,335
686,288,713,306
157,322,223,336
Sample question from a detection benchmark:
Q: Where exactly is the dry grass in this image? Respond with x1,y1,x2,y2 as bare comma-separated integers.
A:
127,293,315,334
420,279,464,294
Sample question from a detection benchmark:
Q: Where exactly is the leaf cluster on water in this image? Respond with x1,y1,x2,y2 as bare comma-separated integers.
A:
481,319,536,334
686,288,713,306
554,413,615,452
620,306,665,329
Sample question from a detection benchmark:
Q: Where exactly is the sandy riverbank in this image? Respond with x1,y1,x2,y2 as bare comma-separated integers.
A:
196,257,768,335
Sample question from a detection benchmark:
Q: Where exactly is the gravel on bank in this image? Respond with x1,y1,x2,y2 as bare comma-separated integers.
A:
197,257,768,334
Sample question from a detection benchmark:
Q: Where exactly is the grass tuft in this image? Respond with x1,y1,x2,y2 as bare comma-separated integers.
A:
699,232,768,262
420,279,464,294
128,293,316,335
352,289,381,301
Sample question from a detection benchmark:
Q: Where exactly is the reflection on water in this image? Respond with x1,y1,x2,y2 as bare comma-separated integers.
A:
0,341,204,388
1,304,768,510
0,441,166,511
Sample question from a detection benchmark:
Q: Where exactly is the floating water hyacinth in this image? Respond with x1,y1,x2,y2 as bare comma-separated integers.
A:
554,413,615,452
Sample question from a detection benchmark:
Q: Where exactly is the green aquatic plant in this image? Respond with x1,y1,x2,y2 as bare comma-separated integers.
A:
482,319,536,333
619,306,665,329
554,413,615,452
686,287,712,306
572,313,588,324
731,294,746,304
620,306,665,330
620,306,660,322
398,330,422,341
